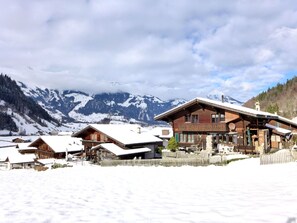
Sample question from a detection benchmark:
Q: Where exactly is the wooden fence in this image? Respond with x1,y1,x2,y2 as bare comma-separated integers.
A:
260,149,295,165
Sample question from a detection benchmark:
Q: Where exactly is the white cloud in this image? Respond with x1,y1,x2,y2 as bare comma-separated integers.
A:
0,0,297,101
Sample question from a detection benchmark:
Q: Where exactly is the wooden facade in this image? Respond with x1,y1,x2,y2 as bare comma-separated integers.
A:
31,138,63,159
30,137,83,159
73,127,115,160
73,125,162,161
155,98,297,154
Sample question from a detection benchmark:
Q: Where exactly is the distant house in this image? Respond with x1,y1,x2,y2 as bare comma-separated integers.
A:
29,136,84,159
12,137,31,143
147,126,173,148
155,97,297,154
0,147,36,170
72,124,163,161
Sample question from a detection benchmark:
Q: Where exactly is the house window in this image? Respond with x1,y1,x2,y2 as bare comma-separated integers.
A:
188,134,194,143
183,134,187,142
191,115,199,123
162,130,170,135
180,133,195,143
185,114,191,122
180,133,184,142
211,113,225,123
211,114,219,123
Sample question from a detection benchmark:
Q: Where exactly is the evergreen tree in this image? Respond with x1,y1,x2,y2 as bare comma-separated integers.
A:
168,137,179,152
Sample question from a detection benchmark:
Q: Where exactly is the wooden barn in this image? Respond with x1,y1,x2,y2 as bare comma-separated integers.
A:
29,136,83,159
72,124,163,161
155,97,297,154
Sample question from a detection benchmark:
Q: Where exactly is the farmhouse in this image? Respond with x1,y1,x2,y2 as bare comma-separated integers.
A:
155,97,297,154
29,136,83,159
72,124,163,161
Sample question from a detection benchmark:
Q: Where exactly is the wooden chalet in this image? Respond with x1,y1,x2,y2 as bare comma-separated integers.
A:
72,124,163,161
29,136,83,159
155,97,297,154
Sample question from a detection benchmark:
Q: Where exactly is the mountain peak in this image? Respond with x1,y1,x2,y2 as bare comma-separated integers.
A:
207,94,243,105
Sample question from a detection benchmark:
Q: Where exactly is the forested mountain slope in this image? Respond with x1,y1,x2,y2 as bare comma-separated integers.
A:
0,74,58,134
244,76,297,119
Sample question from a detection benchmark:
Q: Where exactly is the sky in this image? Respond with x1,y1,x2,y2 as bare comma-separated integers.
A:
0,0,297,102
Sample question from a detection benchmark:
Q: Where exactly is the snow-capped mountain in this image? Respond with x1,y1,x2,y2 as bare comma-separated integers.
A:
0,74,65,135
207,94,244,105
18,82,186,125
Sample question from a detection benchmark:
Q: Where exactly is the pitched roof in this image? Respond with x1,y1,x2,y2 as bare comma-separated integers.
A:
94,143,151,156
30,136,83,153
8,154,36,164
155,97,297,127
73,124,162,145
0,147,36,164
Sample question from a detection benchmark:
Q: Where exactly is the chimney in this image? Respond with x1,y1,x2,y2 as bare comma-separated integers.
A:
221,95,224,103
255,101,260,111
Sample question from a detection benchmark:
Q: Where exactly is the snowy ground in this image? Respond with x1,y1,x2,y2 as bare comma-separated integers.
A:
0,158,297,223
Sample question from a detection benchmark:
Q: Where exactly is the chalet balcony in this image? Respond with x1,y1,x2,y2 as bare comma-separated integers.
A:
178,123,228,132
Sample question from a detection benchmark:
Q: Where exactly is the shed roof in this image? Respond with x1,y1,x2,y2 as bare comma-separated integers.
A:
95,143,151,156
265,123,292,136
73,124,162,145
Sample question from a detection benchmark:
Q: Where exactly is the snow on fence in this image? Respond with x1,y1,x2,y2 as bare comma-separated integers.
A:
260,149,295,165
100,151,251,167
101,158,209,167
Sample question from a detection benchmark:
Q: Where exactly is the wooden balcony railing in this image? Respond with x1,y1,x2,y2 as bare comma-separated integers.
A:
178,123,228,132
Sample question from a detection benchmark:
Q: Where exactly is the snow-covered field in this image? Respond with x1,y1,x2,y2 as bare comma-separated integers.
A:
0,159,297,223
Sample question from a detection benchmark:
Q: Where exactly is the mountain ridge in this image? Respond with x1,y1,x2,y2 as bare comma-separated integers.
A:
18,82,188,125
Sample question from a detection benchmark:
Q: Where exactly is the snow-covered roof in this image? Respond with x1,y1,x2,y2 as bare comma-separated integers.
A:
74,124,162,145
147,126,173,139
265,124,292,135
155,97,297,126
0,141,16,148
95,143,151,156
0,147,36,164
8,154,36,164
30,136,83,153
17,143,37,151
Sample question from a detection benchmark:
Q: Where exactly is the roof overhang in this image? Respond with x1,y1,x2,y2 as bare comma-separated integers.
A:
154,97,281,122
92,143,151,156
265,124,292,137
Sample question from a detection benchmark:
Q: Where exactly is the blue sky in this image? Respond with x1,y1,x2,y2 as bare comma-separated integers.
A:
1,0,297,101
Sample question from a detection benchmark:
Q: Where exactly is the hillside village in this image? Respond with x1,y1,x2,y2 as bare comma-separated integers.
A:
1,95,297,170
